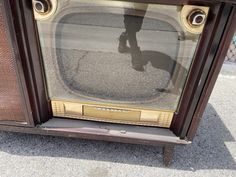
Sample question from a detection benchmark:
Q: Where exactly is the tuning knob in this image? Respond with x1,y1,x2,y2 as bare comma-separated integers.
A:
33,0,52,15
187,9,207,27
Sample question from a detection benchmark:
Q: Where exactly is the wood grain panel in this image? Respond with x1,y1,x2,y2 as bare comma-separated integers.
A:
0,3,25,122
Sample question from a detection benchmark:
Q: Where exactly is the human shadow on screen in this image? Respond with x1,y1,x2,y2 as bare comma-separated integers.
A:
136,50,188,95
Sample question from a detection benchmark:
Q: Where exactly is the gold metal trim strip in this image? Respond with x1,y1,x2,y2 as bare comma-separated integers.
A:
51,100,174,128
84,105,141,121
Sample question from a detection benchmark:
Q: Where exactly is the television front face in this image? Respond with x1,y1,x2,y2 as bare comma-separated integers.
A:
33,0,209,128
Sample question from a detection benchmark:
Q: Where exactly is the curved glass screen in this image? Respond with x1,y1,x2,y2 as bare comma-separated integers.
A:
36,0,202,111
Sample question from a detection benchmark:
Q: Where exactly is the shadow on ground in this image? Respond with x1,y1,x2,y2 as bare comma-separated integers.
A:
0,104,235,171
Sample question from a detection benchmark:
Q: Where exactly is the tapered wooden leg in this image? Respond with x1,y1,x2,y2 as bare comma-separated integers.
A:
163,145,174,166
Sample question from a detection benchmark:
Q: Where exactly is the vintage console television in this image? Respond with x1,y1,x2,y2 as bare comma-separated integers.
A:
0,0,235,166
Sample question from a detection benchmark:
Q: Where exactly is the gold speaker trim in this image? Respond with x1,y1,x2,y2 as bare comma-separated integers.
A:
51,100,174,128
33,0,58,20
180,5,209,34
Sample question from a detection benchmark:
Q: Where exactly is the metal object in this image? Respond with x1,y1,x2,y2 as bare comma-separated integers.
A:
33,0,57,20
225,33,236,62
51,100,174,128
181,5,209,34
33,0,52,14
188,9,207,27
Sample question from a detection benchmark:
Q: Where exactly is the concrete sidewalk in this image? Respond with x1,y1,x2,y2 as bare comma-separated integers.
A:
0,63,236,176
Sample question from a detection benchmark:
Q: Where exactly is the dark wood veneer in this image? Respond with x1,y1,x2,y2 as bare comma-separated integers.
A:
0,0,234,154
187,5,236,140
170,2,223,136
0,0,34,125
9,0,51,124
179,4,233,139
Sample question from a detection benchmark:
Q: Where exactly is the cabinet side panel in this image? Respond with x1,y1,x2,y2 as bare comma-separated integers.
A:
0,4,25,122
187,6,236,140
